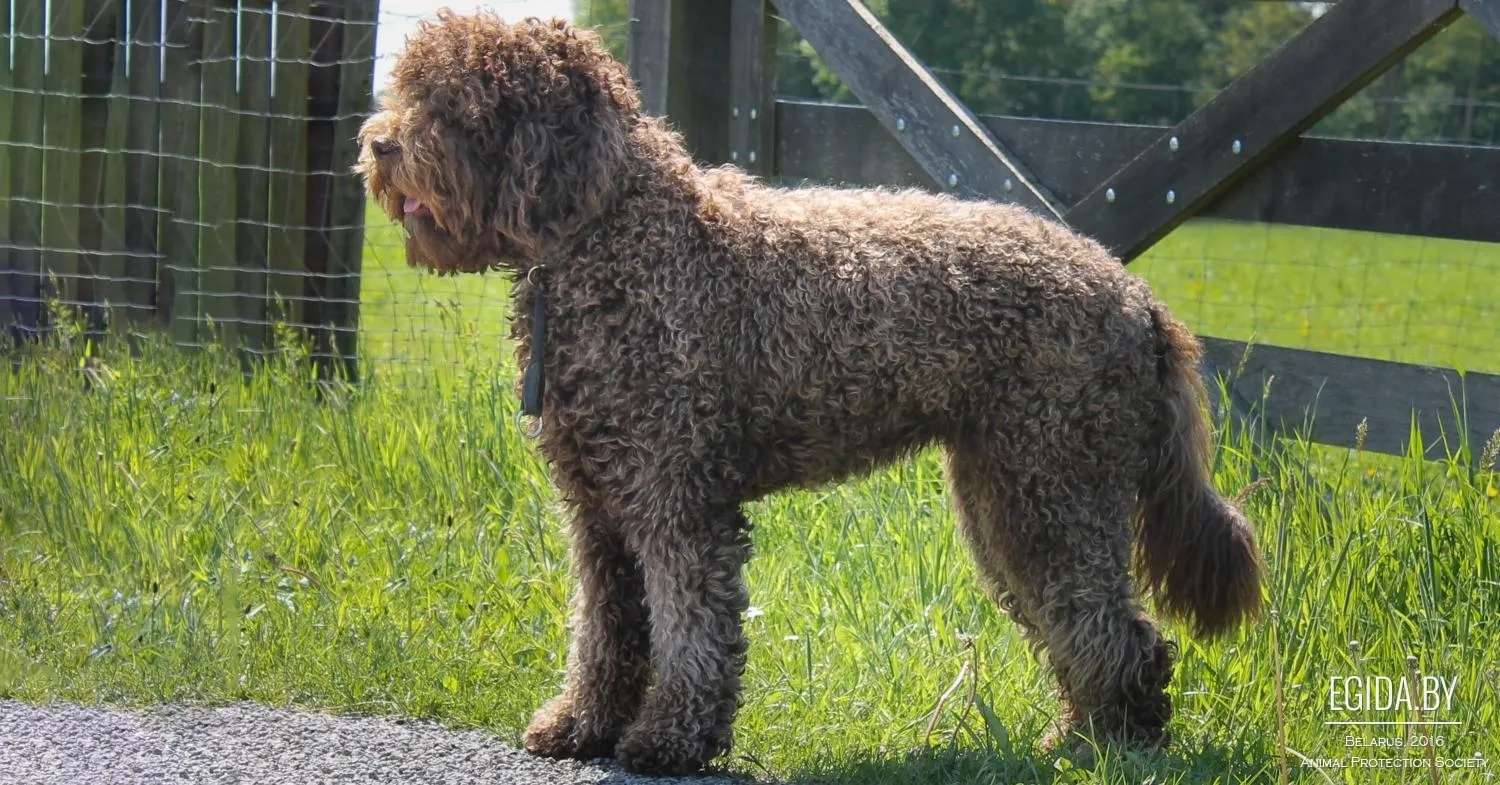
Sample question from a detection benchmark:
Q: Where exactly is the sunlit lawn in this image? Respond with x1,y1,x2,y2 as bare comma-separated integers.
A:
1,208,1497,783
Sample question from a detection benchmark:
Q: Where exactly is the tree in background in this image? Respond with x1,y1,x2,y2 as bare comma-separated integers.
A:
1199,2,1315,91
572,0,630,62
1062,0,1215,124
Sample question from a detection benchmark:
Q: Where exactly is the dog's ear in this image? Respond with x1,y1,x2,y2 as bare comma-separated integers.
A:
493,80,632,253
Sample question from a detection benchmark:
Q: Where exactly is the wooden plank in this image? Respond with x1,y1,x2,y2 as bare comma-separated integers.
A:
727,0,776,177
269,0,310,332
42,0,87,311
303,2,352,379
196,0,240,346
0,0,12,289
96,0,137,329
773,102,1500,246
1066,0,1461,262
125,0,164,324
237,0,274,356
1202,338,1500,468
78,0,126,334
322,0,379,383
627,0,670,117
1461,0,1500,42
769,0,1061,218
160,0,205,343
1199,136,1500,244
4,0,46,337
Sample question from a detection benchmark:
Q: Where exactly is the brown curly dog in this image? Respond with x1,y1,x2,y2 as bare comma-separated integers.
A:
357,10,1263,776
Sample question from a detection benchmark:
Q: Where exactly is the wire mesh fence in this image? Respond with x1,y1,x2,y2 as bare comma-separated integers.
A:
3,0,376,379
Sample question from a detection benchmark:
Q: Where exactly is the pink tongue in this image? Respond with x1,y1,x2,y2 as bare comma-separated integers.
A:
403,197,422,215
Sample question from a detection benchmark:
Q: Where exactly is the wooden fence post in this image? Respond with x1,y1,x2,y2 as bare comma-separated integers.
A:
628,0,733,165
326,0,380,382
628,0,671,117
303,0,375,383
728,0,776,177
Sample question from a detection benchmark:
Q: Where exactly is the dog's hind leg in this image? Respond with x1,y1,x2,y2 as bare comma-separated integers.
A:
523,508,653,760
614,500,752,775
945,421,1175,754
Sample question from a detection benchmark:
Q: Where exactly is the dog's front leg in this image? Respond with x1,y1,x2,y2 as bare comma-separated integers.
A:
615,500,752,775
523,510,652,760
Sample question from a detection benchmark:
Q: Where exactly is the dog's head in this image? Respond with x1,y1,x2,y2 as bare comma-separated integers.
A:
356,11,639,274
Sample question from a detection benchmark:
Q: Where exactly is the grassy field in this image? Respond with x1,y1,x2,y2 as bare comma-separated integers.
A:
1,213,1498,783
1135,220,1500,375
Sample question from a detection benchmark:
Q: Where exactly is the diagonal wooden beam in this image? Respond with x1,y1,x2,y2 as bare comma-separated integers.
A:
1066,0,1461,262
770,0,1063,219
1460,0,1500,42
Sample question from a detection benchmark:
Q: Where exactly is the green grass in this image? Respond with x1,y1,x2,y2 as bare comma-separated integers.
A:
1135,220,1500,375
1,214,1498,783
357,201,514,384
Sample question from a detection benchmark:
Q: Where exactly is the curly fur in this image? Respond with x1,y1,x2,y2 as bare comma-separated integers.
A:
357,10,1264,775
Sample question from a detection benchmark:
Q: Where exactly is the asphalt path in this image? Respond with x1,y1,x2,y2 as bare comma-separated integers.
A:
0,700,749,785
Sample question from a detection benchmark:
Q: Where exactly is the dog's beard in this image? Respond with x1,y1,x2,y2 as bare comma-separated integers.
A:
401,213,494,275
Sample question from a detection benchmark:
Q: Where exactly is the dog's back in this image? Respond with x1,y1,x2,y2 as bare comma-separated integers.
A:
711,181,1163,493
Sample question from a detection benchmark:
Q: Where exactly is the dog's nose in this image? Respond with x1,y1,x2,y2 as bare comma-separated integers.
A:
371,136,399,156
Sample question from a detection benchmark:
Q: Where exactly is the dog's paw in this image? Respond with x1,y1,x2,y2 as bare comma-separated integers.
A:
522,696,618,761
614,726,723,776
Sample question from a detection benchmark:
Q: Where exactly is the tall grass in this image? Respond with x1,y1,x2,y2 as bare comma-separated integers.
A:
1,311,1497,783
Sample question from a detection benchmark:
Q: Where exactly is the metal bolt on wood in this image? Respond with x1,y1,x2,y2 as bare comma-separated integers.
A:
1003,178,1013,192
748,150,757,163
732,105,739,118
1169,136,1180,151
1105,188,1116,203
947,172,959,187
750,108,758,120
1232,139,1243,155
950,125,960,138
730,150,738,161
895,116,906,131
1166,189,1176,204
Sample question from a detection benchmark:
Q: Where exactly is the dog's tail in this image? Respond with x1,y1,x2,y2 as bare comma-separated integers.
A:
1133,304,1262,638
